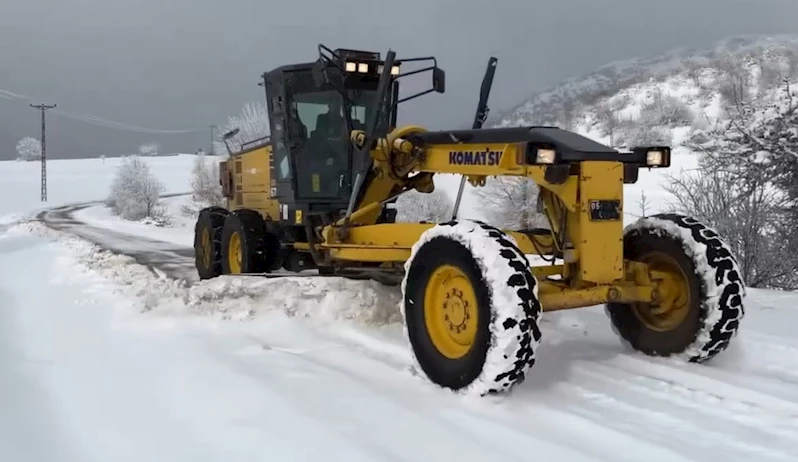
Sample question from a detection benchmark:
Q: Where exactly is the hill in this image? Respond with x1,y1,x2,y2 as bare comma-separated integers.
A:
493,34,798,135
485,34,798,291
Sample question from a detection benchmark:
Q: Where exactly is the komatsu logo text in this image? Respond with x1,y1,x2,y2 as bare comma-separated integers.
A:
448,149,503,166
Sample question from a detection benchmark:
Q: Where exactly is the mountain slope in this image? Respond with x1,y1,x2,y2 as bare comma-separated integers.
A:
493,34,798,140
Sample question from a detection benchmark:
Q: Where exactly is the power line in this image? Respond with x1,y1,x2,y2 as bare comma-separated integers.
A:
1,85,205,134
30,103,56,202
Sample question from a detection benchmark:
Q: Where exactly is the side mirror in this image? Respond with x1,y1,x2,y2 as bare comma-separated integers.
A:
223,128,240,140
432,67,446,93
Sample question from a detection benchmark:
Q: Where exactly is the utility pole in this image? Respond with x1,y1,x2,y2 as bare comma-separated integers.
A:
30,103,56,202
209,125,217,155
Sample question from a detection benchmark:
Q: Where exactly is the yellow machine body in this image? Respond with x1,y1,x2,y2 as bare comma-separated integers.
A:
218,122,668,313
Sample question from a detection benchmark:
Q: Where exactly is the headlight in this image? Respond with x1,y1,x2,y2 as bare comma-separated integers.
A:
378,65,401,75
345,61,357,72
646,150,664,166
358,63,369,73
535,148,557,164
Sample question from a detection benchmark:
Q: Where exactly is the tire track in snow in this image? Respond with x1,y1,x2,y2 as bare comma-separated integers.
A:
551,382,795,462
231,316,706,462
199,322,705,462
568,360,798,451
740,335,798,386
532,315,798,460
607,354,798,414
195,334,538,462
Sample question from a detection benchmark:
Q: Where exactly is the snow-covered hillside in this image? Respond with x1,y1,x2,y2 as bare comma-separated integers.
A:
488,34,798,223
496,34,798,130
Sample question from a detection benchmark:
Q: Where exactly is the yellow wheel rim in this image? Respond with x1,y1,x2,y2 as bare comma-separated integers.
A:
200,228,212,269
634,251,691,332
227,232,242,274
423,264,479,359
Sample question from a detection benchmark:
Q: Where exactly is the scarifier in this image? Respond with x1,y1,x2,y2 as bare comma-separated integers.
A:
193,45,746,395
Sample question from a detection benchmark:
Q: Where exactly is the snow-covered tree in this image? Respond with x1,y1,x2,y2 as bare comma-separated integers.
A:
16,136,41,161
395,188,453,223
670,79,798,289
218,102,269,153
181,153,225,217
594,95,630,147
138,142,159,157
106,156,166,222
640,89,693,127
470,177,548,230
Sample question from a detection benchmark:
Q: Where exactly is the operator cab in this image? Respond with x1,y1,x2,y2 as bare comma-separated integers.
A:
261,48,400,213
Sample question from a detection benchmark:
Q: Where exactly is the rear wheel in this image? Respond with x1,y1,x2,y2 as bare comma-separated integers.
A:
402,220,542,395
193,206,229,279
606,213,746,361
220,209,268,274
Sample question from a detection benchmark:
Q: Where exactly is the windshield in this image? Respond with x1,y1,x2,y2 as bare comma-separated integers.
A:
287,87,377,200
281,67,395,200
289,89,377,134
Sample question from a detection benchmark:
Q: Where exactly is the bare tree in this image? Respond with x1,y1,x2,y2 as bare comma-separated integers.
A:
640,89,693,127
16,136,41,161
394,188,453,223
623,116,672,147
672,78,798,289
684,60,704,87
471,176,548,230
664,164,794,289
138,142,160,157
181,153,225,217
637,190,651,218
219,102,269,152
594,95,630,147
107,156,167,222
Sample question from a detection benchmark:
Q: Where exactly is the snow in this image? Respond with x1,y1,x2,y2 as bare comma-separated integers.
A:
0,123,796,458
7,217,798,460
73,193,195,247
0,154,194,223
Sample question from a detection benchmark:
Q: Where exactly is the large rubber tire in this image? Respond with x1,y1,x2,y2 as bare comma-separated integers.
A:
220,209,268,274
193,206,229,280
606,213,746,361
401,220,543,395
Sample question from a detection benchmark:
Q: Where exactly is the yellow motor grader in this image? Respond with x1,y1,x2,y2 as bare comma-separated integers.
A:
194,45,746,395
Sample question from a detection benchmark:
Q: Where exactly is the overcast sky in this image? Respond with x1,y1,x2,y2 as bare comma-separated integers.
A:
0,0,797,159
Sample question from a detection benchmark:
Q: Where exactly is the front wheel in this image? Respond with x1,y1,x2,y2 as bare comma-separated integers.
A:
606,213,746,362
401,220,543,395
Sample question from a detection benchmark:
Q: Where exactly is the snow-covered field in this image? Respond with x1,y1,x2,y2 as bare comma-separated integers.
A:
0,155,193,225
1,153,797,461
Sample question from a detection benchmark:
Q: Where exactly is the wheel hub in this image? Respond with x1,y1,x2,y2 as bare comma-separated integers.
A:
423,265,479,359
444,289,470,333
634,251,691,332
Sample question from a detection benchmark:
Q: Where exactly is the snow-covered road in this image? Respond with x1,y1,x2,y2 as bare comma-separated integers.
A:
38,201,198,282
3,212,798,461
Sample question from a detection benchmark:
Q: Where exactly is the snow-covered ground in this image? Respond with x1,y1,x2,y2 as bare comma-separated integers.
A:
0,155,193,225
1,152,797,461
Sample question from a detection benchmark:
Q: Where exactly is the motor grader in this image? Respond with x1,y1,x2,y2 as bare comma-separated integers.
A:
194,45,746,395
